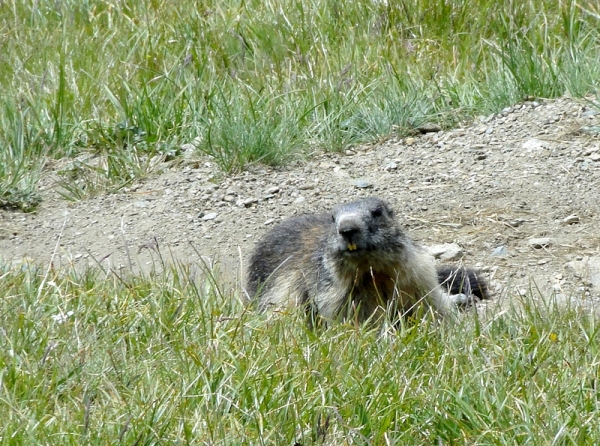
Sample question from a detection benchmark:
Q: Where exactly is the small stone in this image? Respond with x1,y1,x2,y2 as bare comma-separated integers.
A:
264,218,275,226
522,139,547,150
237,198,258,207
267,186,280,194
405,137,416,145
528,238,552,249
353,179,373,189
491,246,509,257
428,243,464,261
134,200,149,208
563,214,580,225
202,212,218,221
383,162,398,171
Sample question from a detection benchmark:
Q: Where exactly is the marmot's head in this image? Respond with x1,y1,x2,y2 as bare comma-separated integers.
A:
327,197,405,267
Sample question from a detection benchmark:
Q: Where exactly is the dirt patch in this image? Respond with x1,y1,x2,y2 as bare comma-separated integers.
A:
2,97,600,307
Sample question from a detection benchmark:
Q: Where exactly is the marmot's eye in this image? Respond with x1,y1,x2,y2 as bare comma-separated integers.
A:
371,206,383,218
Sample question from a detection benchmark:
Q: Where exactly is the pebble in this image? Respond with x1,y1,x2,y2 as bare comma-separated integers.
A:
238,198,258,207
353,179,373,189
201,213,218,221
562,214,580,225
491,246,509,257
428,243,463,261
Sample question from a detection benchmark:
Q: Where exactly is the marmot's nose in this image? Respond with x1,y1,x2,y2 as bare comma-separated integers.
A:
337,220,361,242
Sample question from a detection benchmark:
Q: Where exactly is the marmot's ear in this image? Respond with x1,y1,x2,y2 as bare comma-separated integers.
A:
380,199,393,218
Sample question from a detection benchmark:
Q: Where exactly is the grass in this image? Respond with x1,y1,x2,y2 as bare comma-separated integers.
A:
1,0,600,208
1,262,600,444
2,1,600,442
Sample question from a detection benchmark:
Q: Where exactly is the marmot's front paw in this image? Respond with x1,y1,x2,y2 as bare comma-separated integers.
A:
445,292,476,308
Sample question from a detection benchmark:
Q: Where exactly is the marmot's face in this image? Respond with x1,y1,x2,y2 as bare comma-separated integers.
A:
328,198,402,263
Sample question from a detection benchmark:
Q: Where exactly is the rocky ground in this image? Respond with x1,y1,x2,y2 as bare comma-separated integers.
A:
2,96,600,310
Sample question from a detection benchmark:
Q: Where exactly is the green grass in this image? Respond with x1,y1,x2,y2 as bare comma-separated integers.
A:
3,1,600,442
1,262,600,444
1,0,600,208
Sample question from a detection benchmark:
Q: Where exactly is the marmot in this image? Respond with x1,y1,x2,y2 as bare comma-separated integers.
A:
246,197,488,325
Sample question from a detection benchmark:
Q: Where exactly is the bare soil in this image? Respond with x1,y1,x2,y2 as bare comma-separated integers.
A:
2,96,600,308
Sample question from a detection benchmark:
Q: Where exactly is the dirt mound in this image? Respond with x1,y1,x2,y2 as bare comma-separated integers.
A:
2,97,600,307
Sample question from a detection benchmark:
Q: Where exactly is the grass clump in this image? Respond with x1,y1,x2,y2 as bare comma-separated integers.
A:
1,0,600,205
1,261,600,444
0,100,43,211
